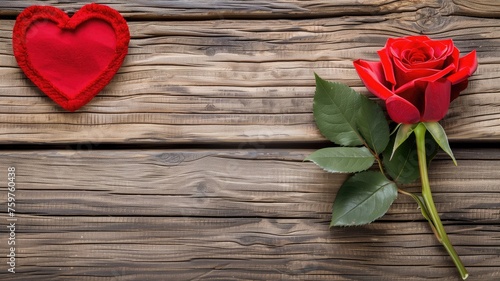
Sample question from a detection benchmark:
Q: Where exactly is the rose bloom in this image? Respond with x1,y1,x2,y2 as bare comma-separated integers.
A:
354,36,477,124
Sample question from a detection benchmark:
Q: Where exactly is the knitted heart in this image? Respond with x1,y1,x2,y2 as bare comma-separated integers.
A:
13,4,130,111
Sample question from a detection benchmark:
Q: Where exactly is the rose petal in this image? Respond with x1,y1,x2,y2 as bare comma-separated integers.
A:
427,39,454,59
408,35,432,42
419,63,456,82
451,79,469,101
389,38,411,59
390,36,431,58
447,50,478,84
445,47,460,73
353,59,393,100
403,59,442,70
393,58,437,86
377,48,396,85
401,42,434,65
421,79,452,122
402,56,445,69
394,80,427,112
393,58,456,87
386,95,421,124
399,39,453,70
394,60,456,88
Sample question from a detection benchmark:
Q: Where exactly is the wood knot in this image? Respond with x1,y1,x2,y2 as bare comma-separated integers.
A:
156,153,185,165
415,8,449,33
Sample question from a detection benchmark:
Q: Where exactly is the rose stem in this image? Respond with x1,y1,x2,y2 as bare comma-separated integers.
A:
414,123,468,280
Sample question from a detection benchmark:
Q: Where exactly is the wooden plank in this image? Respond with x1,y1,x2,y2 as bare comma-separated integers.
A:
0,217,497,280
0,148,499,280
0,148,498,220
1,15,499,144
452,0,500,18
1,1,499,19
0,0,454,19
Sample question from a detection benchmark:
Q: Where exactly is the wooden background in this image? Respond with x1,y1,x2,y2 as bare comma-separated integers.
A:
0,0,499,280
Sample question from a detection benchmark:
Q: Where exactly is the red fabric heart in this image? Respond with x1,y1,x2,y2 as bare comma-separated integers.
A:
13,4,130,111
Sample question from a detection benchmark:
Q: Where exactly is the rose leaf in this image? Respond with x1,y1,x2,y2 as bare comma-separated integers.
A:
390,123,417,160
331,171,398,226
356,95,390,154
423,122,457,165
313,74,364,146
383,131,438,184
403,191,434,227
305,147,375,173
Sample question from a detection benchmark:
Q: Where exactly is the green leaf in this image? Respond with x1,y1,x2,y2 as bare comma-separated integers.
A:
383,132,439,184
331,171,398,226
390,123,417,160
400,190,439,239
423,122,457,165
356,96,390,154
425,132,439,167
415,194,434,227
306,147,375,173
313,74,363,146
390,123,402,136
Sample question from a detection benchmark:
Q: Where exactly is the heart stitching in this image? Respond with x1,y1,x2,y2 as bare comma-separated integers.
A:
13,4,130,111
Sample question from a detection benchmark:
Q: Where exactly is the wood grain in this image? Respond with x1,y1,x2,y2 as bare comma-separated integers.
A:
0,149,498,222
452,0,500,17
0,0,465,19
1,14,499,144
1,217,497,281
0,148,499,280
0,1,498,280
1,0,499,19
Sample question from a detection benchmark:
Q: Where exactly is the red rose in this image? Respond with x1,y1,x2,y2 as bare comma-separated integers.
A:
353,36,477,124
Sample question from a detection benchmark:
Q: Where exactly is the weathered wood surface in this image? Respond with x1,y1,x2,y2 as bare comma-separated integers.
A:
0,149,499,280
0,149,497,222
1,4,500,144
1,0,499,18
0,1,499,280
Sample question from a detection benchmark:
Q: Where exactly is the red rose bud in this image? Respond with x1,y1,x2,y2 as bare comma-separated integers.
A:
353,36,477,124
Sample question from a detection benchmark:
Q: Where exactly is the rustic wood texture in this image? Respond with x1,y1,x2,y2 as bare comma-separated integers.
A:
1,0,499,18
0,149,499,280
0,4,499,144
0,1,499,280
